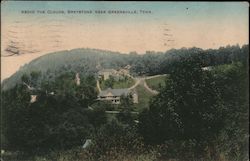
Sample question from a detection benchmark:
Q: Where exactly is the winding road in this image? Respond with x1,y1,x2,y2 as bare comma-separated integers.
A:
129,74,167,94
97,73,166,95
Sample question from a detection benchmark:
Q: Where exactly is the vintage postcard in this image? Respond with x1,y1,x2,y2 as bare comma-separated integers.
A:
1,1,249,161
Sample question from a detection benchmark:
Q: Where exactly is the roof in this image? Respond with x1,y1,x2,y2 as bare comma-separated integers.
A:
98,88,130,97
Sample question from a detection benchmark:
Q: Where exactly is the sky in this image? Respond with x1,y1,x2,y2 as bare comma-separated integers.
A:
1,1,249,81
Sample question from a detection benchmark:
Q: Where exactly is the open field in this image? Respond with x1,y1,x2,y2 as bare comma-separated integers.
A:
100,77,135,90
145,75,168,91
134,83,154,111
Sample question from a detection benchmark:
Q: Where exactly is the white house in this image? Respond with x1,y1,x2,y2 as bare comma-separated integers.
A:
97,88,138,104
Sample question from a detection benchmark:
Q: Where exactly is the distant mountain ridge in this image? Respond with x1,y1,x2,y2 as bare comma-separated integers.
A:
1,48,131,90
1,45,248,91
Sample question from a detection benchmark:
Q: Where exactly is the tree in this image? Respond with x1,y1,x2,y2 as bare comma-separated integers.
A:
116,95,134,125
2,73,101,153
30,71,41,87
104,76,115,88
211,62,249,160
88,120,143,160
138,56,224,155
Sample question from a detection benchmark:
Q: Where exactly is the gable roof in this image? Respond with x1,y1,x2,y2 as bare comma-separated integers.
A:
98,88,130,97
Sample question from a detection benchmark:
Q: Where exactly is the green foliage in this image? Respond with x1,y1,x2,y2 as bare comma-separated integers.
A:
87,119,144,160
21,71,42,88
21,74,30,84
211,62,249,160
104,76,115,88
88,107,107,128
134,84,154,111
2,45,248,91
138,57,249,160
120,94,134,109
155,139,205,160
91,101,116,111
138,56,226,156
100,76,135,90
1,44,248,160
1,72,105,153
117,95,136,125
112,76,135,89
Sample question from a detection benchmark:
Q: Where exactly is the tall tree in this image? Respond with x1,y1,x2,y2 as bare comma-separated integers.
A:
139,56,224,146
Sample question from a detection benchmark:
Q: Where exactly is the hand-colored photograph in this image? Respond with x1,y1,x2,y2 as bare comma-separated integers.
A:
1,1,249,161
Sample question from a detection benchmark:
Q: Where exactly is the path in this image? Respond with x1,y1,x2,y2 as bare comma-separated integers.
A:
145,74,168,80
128,77,142,90
143,79,159,95
96,73,167,95
129,76,162,95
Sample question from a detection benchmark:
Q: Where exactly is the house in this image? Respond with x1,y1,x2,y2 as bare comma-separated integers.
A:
97,88,138,104
98,65,131,81
116,68,130,77
98,69,116,80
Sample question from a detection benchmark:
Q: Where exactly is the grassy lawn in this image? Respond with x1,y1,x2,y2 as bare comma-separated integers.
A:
134,84,154,112
100,77,135,90
113,77,135,89
145,75,168,91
